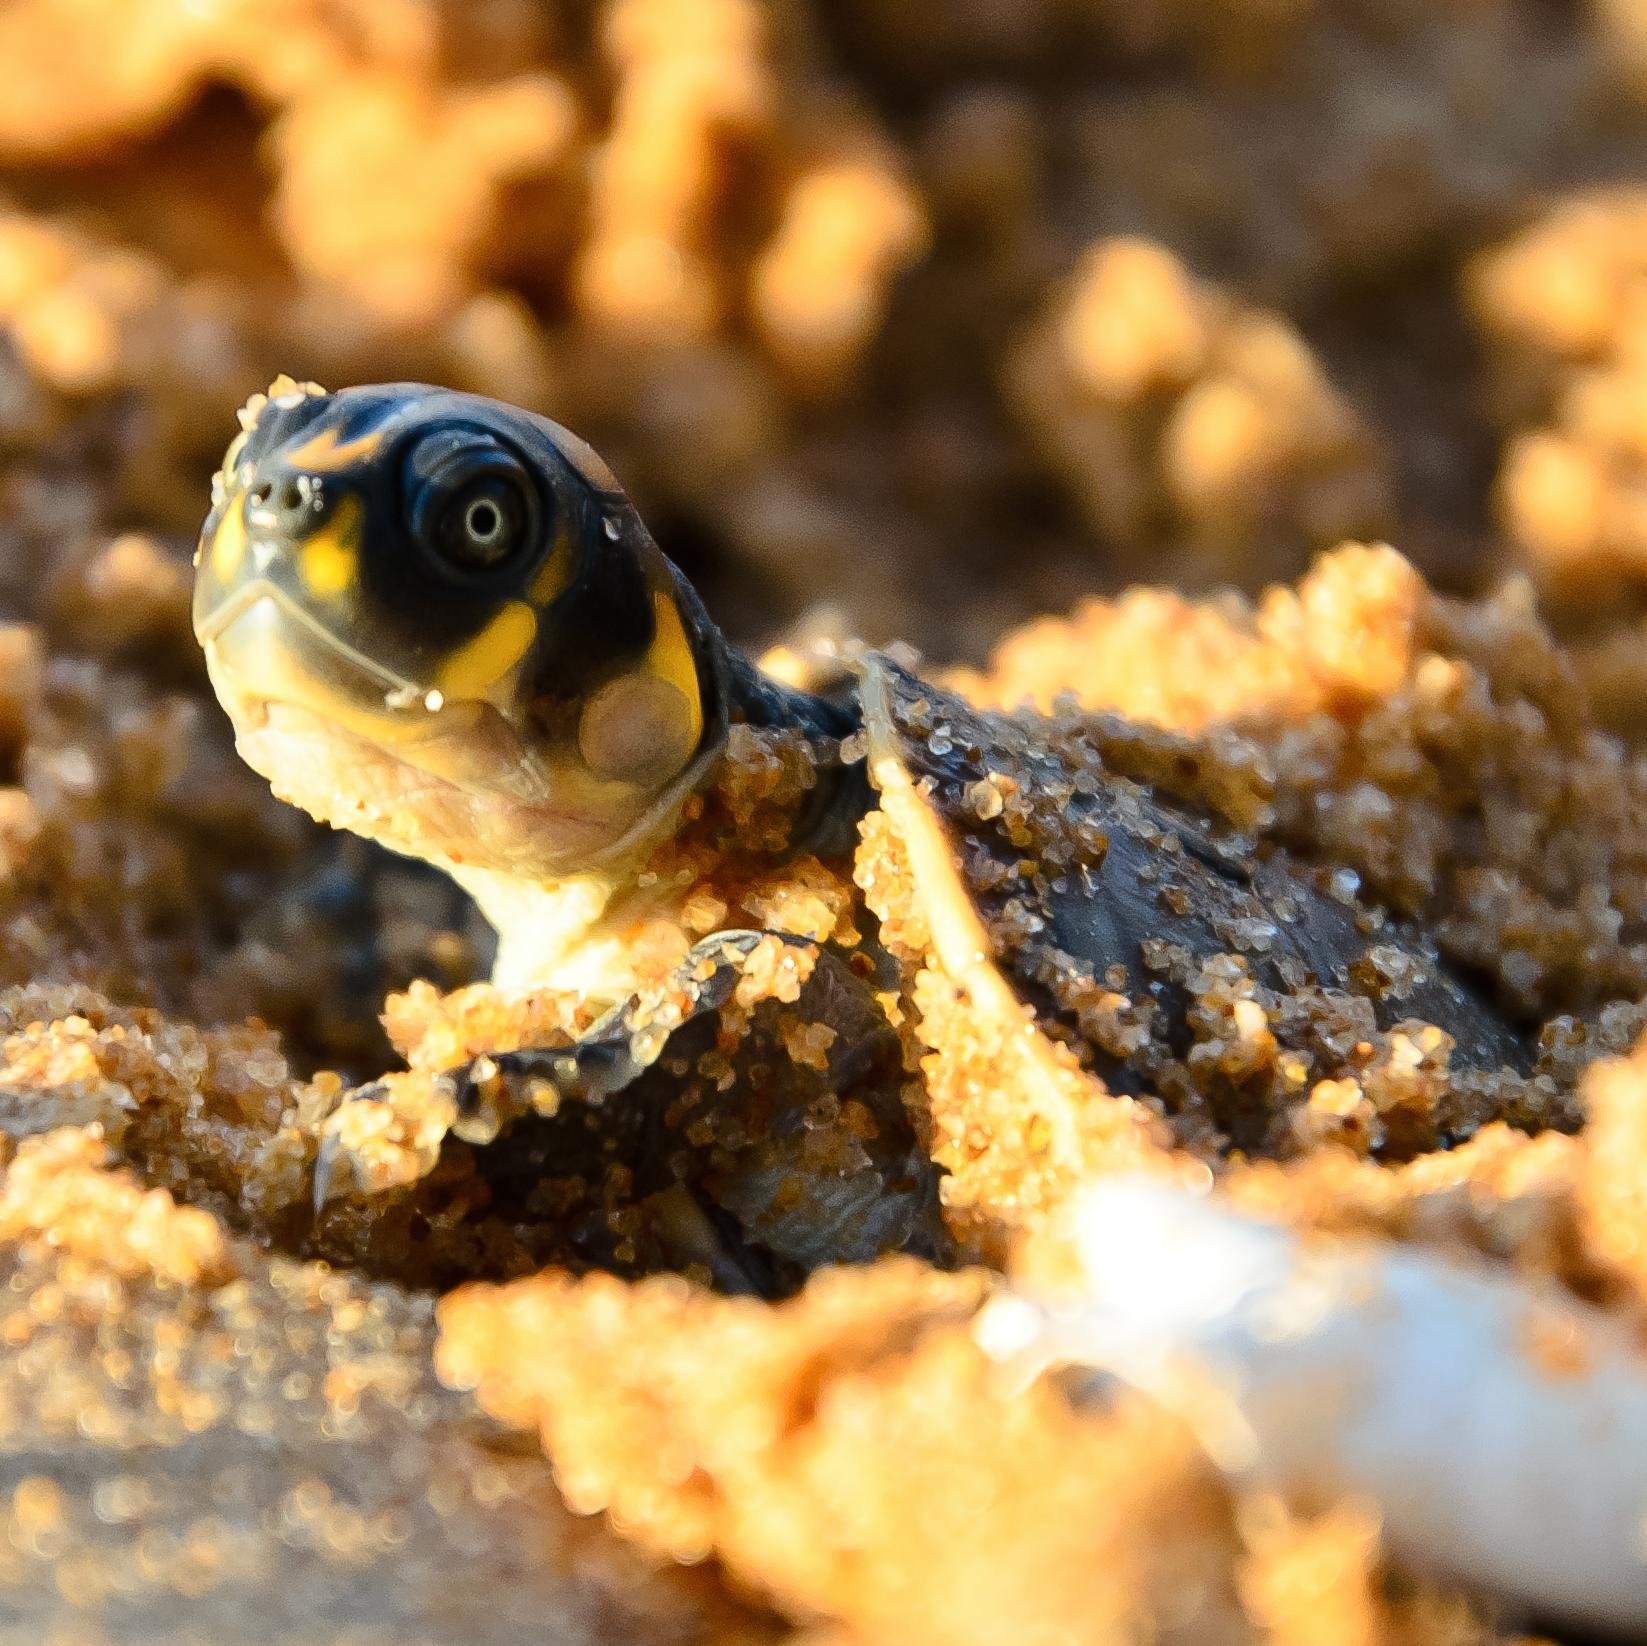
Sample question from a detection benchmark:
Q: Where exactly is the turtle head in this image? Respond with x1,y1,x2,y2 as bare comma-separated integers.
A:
193,380,724,878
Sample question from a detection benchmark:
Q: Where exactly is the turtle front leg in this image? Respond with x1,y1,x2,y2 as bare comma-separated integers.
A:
440,929,783,1141
310,926,947,1286
309,930,792,1212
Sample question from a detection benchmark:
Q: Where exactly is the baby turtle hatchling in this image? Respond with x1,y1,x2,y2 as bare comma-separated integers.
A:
194,380,1530,1287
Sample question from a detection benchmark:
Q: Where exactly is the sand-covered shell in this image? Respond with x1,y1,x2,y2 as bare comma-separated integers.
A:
851,654,1551,1256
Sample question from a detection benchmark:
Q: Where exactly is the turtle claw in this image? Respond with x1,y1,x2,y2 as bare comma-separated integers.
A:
311,1119,351,1216
443,1033,643,1144
310,1079,389,1214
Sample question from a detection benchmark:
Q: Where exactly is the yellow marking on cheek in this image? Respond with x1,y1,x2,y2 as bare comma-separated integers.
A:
283,425,386,473
210,495,249,581
645,592,704,749
529,536,571,604
438,600,538,699
297,493,362,599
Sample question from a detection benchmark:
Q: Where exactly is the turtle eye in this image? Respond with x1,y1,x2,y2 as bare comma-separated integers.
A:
404,428,543,577
437,473,529,569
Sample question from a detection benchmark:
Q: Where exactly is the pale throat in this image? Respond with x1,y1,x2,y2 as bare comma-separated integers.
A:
219,692,703,1002
445,862,680,1002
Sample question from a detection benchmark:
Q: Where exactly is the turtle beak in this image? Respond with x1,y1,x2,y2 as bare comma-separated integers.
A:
198,578,428,727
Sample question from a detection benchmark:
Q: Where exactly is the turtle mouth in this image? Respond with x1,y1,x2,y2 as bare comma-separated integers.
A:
197,579,434,729
197,581,704,877
199,579,534,780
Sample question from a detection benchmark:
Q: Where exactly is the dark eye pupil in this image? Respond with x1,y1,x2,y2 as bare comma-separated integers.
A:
437,477,524,569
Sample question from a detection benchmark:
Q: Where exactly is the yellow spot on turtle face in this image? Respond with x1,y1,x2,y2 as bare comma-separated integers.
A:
529,536,572,604
210,495,249,581
297,493,362,599
437,600,538,699
645,591,704,749
283,424,386,473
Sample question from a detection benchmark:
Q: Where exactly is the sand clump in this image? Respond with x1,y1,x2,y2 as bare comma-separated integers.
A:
1006,238,1393,588
1468,190,1647,734
436,1261,1253,1646
435,1228,1523,1646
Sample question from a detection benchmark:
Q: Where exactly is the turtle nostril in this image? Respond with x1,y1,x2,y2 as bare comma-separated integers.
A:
247,474,324,535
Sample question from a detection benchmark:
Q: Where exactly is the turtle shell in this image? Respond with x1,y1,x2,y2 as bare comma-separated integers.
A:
857,655,1538,1170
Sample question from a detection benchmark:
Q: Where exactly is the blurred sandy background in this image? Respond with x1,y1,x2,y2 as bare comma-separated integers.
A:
3,0,1646,692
